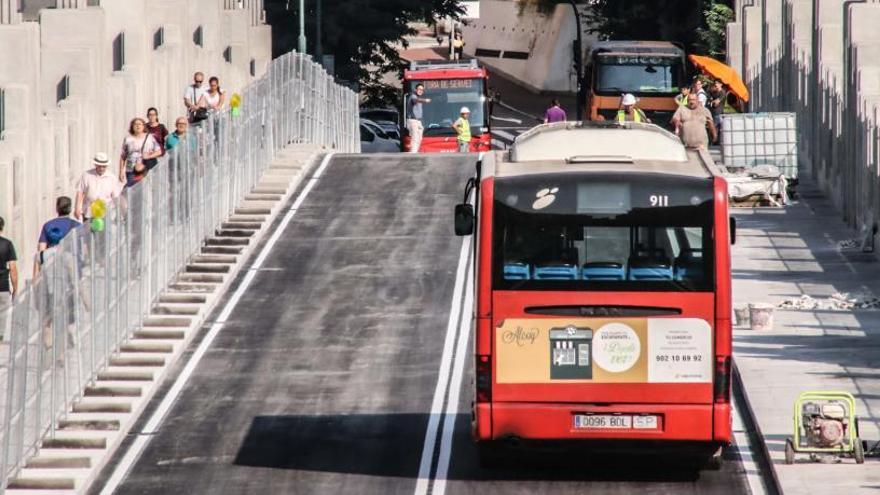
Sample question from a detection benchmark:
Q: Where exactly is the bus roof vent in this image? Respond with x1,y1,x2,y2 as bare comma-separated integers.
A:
510,122,688,163
408,59,479,71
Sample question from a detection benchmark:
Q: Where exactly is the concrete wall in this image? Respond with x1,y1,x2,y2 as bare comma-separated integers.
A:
462,0,595,93
729,0,880,248
0,0,270,276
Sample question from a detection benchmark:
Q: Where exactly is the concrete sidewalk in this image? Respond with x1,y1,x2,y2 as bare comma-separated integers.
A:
732,180,880,494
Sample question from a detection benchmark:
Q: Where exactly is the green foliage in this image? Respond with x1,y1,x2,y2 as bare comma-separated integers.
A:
583,0,731,56
264,0,463,106
695,2,734,59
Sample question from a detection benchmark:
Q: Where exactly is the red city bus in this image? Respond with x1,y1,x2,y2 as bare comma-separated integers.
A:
403,60,491,153
454,122,734,466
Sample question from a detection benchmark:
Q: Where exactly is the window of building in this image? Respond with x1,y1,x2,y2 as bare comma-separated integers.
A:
223,46,232,63
56,75,69,104
193,26,204,47
153,27,164,50
12,157,21,207
112,32,125,71
250,58,256,77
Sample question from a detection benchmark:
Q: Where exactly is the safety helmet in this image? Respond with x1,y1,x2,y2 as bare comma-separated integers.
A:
621,93,637,106
460,106,471,114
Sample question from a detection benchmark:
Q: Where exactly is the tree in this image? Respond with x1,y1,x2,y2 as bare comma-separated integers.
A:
582,0,733,57
264,0,463,106
695,2,735,59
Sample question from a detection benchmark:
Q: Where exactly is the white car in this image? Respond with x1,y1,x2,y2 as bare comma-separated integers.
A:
360,118,401,153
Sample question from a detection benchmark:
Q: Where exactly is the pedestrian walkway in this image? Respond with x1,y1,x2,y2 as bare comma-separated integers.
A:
732,179,880,494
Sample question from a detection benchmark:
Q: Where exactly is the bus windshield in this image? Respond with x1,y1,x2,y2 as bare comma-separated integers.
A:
409,79,486,137
493,173,714,292
594,55,683,95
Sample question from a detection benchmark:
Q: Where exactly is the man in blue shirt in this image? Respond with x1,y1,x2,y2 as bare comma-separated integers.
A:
38,196,80,252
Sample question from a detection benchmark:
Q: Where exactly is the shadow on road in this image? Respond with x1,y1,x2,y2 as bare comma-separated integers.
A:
233,413,738,484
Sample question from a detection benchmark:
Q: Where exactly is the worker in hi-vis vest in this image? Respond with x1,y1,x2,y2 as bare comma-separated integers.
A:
617,93,651,123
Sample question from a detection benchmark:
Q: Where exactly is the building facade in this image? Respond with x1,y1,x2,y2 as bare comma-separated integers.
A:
0,0,271,275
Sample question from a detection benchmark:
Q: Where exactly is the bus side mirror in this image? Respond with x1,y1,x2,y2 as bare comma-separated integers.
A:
729,217,737,245
455,204,475,236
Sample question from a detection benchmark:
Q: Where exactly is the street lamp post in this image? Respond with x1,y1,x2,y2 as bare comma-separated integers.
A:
567,0,584,121
298,0,306,55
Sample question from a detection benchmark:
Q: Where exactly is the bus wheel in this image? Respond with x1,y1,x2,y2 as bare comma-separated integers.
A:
478,441,505,469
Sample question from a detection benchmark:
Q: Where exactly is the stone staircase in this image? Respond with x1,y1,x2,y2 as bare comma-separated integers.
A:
5,145,323,494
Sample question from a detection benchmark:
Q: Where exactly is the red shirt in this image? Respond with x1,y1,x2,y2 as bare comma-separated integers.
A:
147,123,169,154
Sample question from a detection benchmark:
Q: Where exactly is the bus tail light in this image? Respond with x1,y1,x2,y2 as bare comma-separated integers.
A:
714,356,731,403
476,355,492,402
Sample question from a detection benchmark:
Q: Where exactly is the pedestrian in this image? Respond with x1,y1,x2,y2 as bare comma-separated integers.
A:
406,83,431,153
672,93,717,149
145,107,169,160
616,93,650,123
675,85,691,108
74,152,123,222
708,80,728,142
693,79,708,107
165,117,195,153
544,99,567,124
119,117,161,187
199,76,225,114
453,106,472,153
37,197,80,253
453,33,465,61
0,216,18,340
183,71,208,123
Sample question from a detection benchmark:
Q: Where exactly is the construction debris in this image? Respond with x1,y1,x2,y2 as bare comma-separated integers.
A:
777,292,880,310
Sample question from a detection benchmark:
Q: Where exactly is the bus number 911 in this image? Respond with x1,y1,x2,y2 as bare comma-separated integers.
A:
650,195,669,207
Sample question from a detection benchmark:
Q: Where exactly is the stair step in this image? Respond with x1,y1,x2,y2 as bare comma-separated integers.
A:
168,282,219,292
191,254,237,265
234,207,272,215
57,419,120,431
143,316,192,327
158,293,209,303
227,214,267,223
26,456,91,469
220,222,262,231
185,264,230,274
119,341,175,354
84,385,142,398
97,369,154,381
133,329,186,340
7,477,76,490
244,194,282,201
109,355,165,367
72,401,132,414
205,237,250,246
177,273,224,283
41,436,107,449
252,187,287,195
215,229,254,239
151,303,202,315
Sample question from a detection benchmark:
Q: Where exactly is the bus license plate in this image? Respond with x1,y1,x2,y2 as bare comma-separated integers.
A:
574,415,632,429
574,415,659,430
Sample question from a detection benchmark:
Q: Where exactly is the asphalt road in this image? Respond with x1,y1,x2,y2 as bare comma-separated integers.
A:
97,153,751,494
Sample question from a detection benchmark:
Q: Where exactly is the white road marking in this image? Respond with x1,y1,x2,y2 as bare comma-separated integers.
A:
732,400,768,495
99,152,336,495
431,252,475,495
413,236,472,495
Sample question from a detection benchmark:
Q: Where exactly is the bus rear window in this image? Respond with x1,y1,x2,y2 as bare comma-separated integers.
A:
493,173,714,292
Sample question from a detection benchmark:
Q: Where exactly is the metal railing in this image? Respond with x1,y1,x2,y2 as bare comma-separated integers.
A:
0,50,358,489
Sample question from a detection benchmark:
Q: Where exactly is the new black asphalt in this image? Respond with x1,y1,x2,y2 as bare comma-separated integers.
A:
99,153,751,494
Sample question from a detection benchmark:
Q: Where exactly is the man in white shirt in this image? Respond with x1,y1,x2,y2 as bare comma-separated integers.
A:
74,152,123,221
183,72,207,122
693,79,708,107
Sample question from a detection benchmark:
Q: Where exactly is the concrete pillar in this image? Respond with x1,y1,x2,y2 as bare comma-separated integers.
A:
743,2,763,110
0,0,22,25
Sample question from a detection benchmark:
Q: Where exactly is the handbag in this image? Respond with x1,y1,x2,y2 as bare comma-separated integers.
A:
188,86,210,123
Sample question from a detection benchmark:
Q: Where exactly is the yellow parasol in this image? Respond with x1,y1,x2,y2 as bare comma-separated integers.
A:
688,54,750,103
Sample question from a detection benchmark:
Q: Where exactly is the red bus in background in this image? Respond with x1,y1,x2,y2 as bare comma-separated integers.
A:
454,122,734,467
403,60,492,153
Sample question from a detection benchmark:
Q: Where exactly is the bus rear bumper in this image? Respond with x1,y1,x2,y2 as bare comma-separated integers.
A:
482,402,723,443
